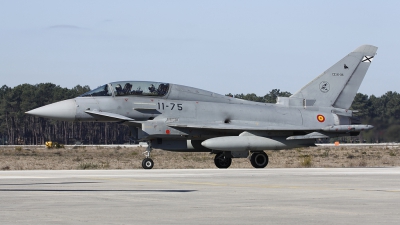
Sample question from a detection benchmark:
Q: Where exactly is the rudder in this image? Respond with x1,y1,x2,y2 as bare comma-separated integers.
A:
290,45,378,109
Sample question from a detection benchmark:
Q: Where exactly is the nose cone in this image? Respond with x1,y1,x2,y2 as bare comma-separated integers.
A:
26,99,77,121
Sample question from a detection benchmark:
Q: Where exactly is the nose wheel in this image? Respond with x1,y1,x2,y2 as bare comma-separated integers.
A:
142,158,154,169
142,144,154,169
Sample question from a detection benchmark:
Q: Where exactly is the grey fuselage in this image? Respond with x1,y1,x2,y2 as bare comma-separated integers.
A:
33,82,355,152
26,45,377,152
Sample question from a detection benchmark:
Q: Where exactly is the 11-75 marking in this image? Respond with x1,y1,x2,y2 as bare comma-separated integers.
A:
158,102,182,111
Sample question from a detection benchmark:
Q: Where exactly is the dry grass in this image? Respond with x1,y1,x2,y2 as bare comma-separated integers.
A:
0,145,399,170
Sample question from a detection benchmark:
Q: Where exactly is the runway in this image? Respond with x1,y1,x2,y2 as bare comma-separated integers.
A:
1,168,399,224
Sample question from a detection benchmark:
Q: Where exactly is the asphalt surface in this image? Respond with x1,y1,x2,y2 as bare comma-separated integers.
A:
0,168,399,225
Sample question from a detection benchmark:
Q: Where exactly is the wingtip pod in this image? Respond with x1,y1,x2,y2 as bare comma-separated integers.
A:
353,45,378,55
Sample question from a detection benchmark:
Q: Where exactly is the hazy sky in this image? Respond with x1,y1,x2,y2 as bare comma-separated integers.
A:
1,0,399,96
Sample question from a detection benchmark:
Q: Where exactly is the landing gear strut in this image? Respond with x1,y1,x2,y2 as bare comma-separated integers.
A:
142,144,154,169
214,152,232,169
250,152,269,168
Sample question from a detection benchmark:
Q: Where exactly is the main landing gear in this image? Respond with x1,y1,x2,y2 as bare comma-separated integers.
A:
214,152,232,169
142,145,154,169
250,152,269,168
213,151,269,169
141,144,269,170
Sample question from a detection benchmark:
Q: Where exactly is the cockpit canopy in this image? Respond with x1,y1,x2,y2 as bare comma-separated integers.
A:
79,81,170,97
79,84,112,97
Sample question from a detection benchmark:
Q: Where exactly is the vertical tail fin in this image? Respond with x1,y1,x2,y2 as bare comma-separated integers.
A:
290,45,378,109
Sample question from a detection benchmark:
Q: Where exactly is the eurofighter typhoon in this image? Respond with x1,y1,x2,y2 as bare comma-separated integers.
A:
26,45,377,169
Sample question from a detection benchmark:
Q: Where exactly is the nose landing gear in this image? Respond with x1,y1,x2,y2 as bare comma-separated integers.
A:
142,144,154,169
142,158,154,169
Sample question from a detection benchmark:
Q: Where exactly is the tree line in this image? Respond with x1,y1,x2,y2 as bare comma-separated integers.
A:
0,84,399,145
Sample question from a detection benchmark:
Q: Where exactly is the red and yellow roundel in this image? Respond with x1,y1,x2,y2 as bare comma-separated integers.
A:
317,114,325,123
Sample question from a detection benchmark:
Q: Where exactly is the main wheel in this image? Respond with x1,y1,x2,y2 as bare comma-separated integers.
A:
214,153,232,169
142,158,154,169
250,152,269,168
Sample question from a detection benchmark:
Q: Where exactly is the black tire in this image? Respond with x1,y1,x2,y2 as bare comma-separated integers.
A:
142,158,154,169
214,153,232,169
250,152,269,168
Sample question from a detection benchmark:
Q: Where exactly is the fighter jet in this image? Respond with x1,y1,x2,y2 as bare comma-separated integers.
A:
26,45,377,169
